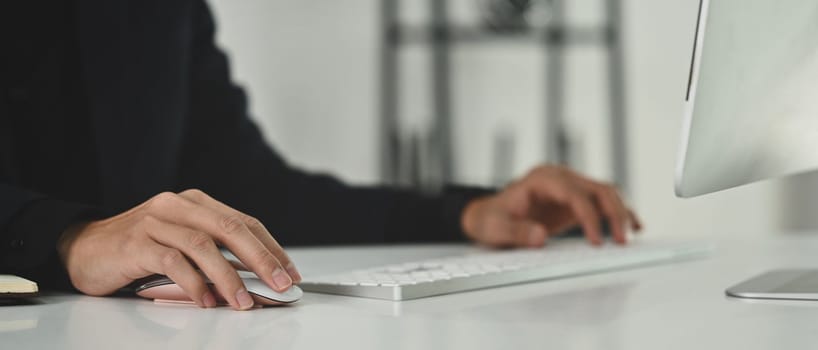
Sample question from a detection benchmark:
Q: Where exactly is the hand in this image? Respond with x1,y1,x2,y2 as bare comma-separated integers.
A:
58,189,301,310
461,165,642,248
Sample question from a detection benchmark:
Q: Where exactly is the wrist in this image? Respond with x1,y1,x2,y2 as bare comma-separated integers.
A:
57,221,91,266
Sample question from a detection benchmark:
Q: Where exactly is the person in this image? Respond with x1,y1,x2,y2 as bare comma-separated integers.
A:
0,0,641,311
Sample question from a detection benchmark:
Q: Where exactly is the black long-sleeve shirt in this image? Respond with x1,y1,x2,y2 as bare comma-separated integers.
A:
1,0,107,289
0,0,491,291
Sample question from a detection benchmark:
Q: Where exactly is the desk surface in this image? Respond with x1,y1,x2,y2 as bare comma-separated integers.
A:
5,235,818,350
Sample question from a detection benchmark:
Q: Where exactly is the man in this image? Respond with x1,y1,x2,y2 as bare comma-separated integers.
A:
0,0,640,310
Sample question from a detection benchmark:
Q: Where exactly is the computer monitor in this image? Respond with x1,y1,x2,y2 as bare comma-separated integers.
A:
675,0,818,198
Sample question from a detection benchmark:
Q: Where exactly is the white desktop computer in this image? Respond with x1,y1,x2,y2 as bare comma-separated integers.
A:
676,0,818,198
677,0,818,300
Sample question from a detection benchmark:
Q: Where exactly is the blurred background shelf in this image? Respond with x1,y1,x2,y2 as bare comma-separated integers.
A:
390,25,611,45
379,0,630,193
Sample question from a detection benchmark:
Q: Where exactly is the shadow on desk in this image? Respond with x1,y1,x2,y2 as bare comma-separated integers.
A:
305,279,636,323
2,295,302,350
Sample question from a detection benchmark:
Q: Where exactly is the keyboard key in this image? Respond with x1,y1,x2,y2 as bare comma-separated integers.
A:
299,241,712,301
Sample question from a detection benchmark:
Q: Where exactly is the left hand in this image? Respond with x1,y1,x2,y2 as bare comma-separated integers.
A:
461,165,642,248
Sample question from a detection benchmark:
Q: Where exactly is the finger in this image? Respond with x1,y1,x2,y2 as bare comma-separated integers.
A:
567,193,604,246
229,260,250,271
523,177,603,246
146,192,292,292
629,209,643,232
591,186,629,245
573,177,638,242
178,189,301,283
137,240,215,308
142,216,252,310
510,220,548,248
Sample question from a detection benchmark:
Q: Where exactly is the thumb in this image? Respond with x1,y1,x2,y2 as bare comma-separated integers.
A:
510,220,548,248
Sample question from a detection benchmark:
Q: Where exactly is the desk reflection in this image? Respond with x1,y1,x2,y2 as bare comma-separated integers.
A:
64,296,301,350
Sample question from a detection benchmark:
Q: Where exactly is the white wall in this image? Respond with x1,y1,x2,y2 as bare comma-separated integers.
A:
208,0,787,239
208,1,380,182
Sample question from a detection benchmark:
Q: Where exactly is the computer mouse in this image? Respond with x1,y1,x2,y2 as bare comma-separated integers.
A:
134,273,302,307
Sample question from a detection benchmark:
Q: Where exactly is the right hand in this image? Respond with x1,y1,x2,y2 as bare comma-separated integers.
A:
58,189,301,310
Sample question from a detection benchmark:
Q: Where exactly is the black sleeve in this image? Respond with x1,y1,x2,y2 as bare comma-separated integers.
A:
176,1,494,246
0,184,107,290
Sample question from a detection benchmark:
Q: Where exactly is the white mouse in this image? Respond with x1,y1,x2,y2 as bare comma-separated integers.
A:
135,273,302,307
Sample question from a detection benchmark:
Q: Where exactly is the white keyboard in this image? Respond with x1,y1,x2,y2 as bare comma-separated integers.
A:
299,240,712,300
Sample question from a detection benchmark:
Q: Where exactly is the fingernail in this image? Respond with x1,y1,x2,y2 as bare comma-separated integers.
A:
286,264,302,283
235,289,254,310
202,291,217,308
272,268,293,291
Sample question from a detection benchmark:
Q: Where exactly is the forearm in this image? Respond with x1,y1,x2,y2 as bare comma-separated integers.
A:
0,193,107,290
273,175,494,245
370,184,495,244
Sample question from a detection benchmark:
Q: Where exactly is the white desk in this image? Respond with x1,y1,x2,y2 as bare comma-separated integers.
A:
5,235,818,350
